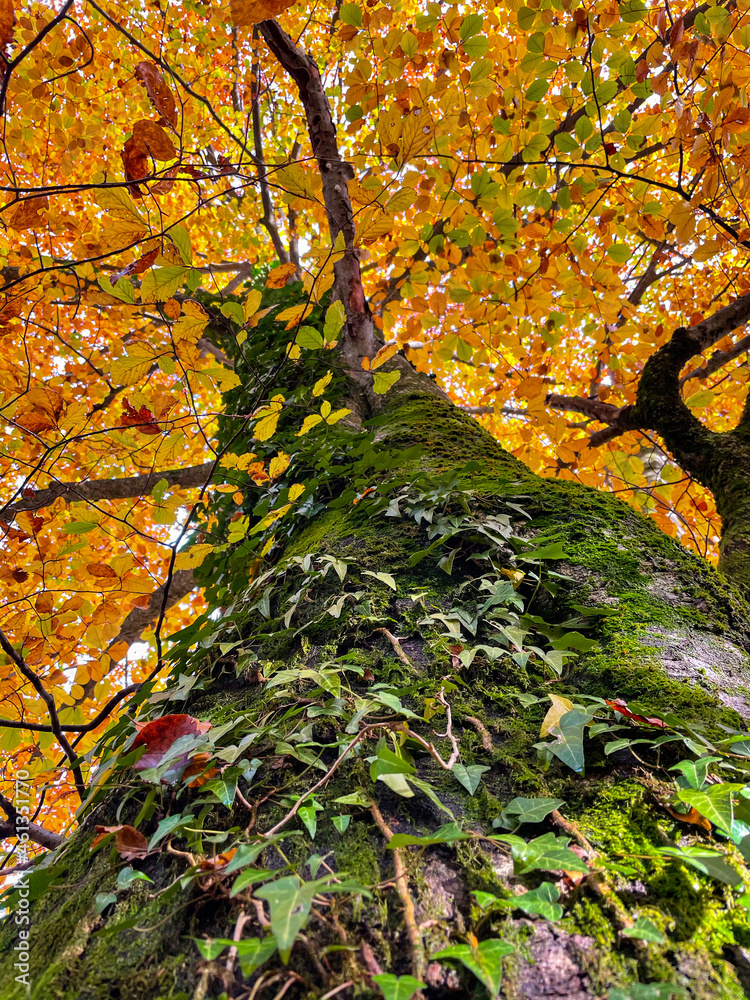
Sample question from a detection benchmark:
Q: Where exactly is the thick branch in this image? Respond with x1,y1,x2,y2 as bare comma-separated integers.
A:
1,461,215,521
259,20,378,374
107,568,196,651
0,792,64,850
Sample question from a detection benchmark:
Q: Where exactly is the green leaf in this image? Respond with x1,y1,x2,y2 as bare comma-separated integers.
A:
433,939,514,998
370,743,416,780
224,840,270,874
669,757,721,791
517,6,535,29
607,244,631,264
148,812,195,850
387,822,469,849
98,276,135,303
235,934,278,976
555,132,579,154
339,2,362,27
254,876,315,960
372,370,401,395
116,866,153,889
169,224,193,264
372,974,426,1000
298,799,324,839
609,984,687,1000
221,301,245,325
656,845,742,886
452,763,490,796
525,79,549,103
296,326,324,349
363,570,397,591
622,917,665,944
230,868,281,898
324,301,346,342
333,790,372,807
333,815,351,834
194,937,233,960
512,881,563,921
459,13,483,39
62,521,98,534
536,709,592,773
203,774,238,809
492,832,589,874
678,785,736,835
93,892,117,916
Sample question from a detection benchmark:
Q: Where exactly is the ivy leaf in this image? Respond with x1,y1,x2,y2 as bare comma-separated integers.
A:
677,784,739,835
656,845,742,886
452,763,490,796
235,934,279,976
496,796,564,830
622,917,665,944
387,822,468,848
512,881,563,921
254,875,316,961
433,938,514,998
492,833,589,874
372,974,426,1000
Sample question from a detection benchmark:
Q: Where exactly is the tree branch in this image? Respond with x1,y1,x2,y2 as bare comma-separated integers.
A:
0,792,64,850
106,568,196,652
251,34,290,265
0,629,85,799
259,19,378,374
1,461,215,521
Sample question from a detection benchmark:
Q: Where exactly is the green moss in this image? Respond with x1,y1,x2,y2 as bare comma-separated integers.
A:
333,819,381,885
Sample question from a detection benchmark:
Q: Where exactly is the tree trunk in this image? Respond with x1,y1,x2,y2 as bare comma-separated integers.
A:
2,345,750,1000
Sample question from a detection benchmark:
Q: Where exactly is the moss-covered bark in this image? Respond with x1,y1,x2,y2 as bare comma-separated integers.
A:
2,381,750,1000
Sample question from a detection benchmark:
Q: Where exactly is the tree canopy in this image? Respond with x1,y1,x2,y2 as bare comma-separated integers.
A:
2,0,750,892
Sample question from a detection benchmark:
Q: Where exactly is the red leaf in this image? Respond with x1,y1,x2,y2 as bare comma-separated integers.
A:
134,61,178,127
635,60,648,83
132,714,212,771
111,248,159,283
606,698,667,729
91,824,150,860
120,399,162,435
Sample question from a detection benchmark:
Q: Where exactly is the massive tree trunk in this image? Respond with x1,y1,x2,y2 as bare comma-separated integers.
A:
1,339,750,1000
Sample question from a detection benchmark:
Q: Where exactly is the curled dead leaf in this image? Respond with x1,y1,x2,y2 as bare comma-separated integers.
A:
91,824,150,860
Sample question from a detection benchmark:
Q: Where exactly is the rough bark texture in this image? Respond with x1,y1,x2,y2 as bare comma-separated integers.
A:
2,368,750,1000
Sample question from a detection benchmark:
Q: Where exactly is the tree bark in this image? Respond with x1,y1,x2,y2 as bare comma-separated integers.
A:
1,368,750,1000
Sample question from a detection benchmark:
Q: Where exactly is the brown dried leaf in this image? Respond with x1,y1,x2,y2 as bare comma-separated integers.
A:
91,824,150,860
86,563,119,578
4,195,49,231
134,61,178,127
0,0,15,49
132,713,212,771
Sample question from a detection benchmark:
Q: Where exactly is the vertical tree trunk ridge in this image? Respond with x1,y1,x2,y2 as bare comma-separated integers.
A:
2,366,750,1000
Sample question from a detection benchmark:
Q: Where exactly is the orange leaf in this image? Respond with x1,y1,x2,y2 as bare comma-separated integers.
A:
0,0,14,49
230,0,296,26
4,195,49,231
265,262,298,288
86,564,118,579
111,248,159,282
134,61,178,127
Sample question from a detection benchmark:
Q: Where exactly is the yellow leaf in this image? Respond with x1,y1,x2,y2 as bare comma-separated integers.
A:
297,413,323,435
174,544,215,570
312,372,332,396
277,302,313,329
172,300,209,342
204,366,241,390
243,289,263,322
398,110,435,165
254,394,285,441
288,483,305,502
269,452,291,478
109,344,158,386
355,209,395,246
540,694,575,737
363,343,398,371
